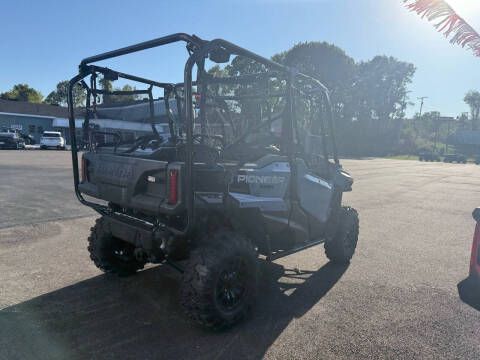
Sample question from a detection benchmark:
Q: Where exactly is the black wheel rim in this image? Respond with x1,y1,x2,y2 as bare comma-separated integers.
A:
110,239,136,264
215,257,248,312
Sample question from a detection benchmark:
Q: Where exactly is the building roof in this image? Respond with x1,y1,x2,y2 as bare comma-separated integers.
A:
0,98,171,123
0,99,69,118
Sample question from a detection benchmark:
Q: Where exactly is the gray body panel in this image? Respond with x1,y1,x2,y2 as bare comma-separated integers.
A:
228,154,335,243
296,159,333,223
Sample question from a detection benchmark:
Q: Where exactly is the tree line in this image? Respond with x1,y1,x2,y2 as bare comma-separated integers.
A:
0,80,140,108
2,40,480,156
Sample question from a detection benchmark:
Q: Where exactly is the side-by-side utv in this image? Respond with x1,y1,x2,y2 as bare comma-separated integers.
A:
67,33,359,329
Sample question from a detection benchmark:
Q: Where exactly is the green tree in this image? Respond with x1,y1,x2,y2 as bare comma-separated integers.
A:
276,41,356,119
206,42,416,156
336,56,414,155
44,80,86,107
99,76,139,105
0,84,43,103
207,57,276,136
113,84,139,103
464,90,480,130
205,65,229,96
351,56,415,127
279,42,355,94
273,42,356,144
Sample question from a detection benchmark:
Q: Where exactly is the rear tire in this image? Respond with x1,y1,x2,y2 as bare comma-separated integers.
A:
88,217,145,276
181,231,258,329
325,207,359,264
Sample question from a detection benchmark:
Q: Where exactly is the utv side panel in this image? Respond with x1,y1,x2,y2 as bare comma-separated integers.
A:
295,159,334,223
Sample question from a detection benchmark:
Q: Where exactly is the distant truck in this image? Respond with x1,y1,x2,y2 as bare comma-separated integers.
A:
418,150,440,162
443,154,467,164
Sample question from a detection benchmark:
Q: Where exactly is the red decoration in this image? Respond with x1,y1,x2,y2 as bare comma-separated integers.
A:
403,0,480,56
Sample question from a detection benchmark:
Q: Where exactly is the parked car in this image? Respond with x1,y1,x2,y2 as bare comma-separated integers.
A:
418,150,440,162
0,131,26,150
443,153,467,163
40,131,66,150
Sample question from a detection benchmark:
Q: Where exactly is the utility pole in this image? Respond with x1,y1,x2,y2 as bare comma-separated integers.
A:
445,118,451,154
433,113,439,151
414,96,428,133
418,96,428,117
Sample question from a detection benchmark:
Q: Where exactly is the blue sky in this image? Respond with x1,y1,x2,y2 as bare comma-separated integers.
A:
1,0,479,117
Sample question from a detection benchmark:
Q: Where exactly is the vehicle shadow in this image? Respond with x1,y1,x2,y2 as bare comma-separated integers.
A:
457,277,480,312
0,260,348,360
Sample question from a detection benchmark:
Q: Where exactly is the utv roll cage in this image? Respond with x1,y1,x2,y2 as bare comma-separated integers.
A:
67,33,337,236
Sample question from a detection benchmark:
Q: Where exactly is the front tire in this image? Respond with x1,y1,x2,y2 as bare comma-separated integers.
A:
88,217,145,276
325,207,359,264
181,231,258,329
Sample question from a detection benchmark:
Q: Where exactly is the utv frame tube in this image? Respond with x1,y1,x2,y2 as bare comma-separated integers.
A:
79,33,204,69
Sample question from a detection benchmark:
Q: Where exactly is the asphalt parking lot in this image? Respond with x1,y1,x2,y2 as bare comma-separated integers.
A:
0,151,479,359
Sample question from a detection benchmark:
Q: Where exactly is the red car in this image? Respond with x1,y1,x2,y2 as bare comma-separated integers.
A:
458,208,480,310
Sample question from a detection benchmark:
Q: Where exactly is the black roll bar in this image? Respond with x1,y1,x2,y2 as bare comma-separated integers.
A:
68,75,105,213
199,71,281,85
164,88,176,140
87,65,173,90
92,89,151,96
79,33,204,69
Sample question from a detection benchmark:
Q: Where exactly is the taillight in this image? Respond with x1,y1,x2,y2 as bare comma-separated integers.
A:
471,223,480,276
168,169,179,205
81,157,89,182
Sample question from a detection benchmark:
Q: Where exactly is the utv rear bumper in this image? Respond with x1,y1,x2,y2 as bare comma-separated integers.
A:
104,212,155,250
